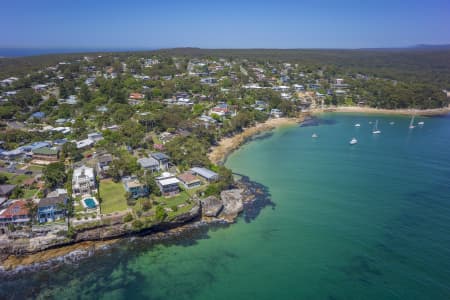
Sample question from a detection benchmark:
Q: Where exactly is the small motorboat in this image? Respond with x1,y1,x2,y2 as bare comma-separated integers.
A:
389,121,395,125
354,123,361,127
349,138,358,145
418,121,424,126
312,133,318,138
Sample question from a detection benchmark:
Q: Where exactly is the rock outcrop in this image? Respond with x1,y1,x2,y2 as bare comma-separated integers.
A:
200,196,223,217
219,189,244,221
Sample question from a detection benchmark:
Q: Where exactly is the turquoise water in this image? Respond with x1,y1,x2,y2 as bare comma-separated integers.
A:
2,113,450,299
83,198,97,209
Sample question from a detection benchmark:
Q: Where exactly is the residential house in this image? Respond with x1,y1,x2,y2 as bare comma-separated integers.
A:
123,177,149,199
96,154,113,178
72,166,96,197
76,138,94,149
20,141,51,153
129,92,145,100
87,132,103,142
32,84,48,92
177,172,202,189
150,153,170,170
198,115,217,125
0,149,23,161
31,147,59,164
210,103,231,117
270,109,283,118
190,167,219,182
31,112,45,119
0,200,30,227
0,184,16,199
137,156,160,173
0,77,19,87
157,176,180,196
37,195,68,223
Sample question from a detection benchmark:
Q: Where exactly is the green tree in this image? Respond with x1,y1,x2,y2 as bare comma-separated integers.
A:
43,162,67,189
25,199,38,225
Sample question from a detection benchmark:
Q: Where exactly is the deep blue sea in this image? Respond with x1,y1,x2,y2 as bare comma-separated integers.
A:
0,48,157,58
1,113,450,299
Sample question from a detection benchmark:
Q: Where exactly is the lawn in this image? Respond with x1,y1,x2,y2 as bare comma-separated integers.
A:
157,191,190,207
26,165,44,173
0,172,32,185
23,189,38,199
99,179,128,214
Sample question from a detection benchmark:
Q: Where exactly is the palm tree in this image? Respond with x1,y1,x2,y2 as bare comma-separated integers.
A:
24,199,38,226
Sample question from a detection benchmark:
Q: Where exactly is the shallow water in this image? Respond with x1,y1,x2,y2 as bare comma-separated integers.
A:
2,113,450,299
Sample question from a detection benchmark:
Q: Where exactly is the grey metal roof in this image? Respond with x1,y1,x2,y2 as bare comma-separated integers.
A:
138,157,159,168
190,167,219,180
151,152,169,161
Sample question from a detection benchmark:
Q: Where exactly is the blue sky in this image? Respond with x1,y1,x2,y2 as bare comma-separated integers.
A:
1,0,450,49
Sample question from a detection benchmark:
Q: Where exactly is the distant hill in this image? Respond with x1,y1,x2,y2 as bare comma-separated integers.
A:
410,44,450,50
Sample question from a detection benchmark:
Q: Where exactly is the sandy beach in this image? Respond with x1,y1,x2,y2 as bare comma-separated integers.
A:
209,116,303,164
315,106,450,116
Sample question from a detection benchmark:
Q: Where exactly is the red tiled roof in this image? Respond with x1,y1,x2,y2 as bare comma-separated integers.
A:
177,172,200,184
129,93,144,99
0,200,29,218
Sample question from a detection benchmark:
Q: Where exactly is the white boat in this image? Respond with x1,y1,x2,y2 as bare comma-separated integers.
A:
354,123,361,127
312,133,318,138
409,115,415,129
418,121,424,126
349,138,358,145
389,121,395,125
372,120,381,134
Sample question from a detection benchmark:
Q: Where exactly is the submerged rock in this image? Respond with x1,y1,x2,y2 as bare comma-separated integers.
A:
219,189,244,221
201,196,223,217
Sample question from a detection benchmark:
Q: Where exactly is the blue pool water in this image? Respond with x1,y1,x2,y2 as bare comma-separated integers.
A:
83,198,97,209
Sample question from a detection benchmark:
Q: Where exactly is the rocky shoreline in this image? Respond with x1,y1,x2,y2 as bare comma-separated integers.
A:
0,177,268,275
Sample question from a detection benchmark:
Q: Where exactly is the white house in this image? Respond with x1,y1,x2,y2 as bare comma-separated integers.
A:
72,166,96,197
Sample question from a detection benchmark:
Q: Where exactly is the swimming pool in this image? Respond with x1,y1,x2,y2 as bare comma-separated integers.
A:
83,198,97,209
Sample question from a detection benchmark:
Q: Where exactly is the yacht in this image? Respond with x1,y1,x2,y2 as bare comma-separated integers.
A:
312,133,318,138
409,115,415,129
372,120,381,134
349,138,358,145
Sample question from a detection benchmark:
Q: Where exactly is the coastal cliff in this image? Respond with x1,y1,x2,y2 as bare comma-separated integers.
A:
0,187,251,272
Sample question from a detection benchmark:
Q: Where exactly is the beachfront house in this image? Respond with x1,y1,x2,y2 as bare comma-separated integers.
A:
156,174,180,196
177,172,202,189
190,167,219,182
72,166,96,197
123,177,149,199
270,109,283,118
0,200,30,227
37,195,68,223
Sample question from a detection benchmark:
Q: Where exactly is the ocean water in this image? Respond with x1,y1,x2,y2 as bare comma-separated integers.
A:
2,113,450,299
0,47,157,58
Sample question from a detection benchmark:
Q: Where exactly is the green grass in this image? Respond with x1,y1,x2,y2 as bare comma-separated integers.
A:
156,191,190,207
26,165,44,172
0,172,32,185
99,179,128,214
167,203,195,219
23,189,38,199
